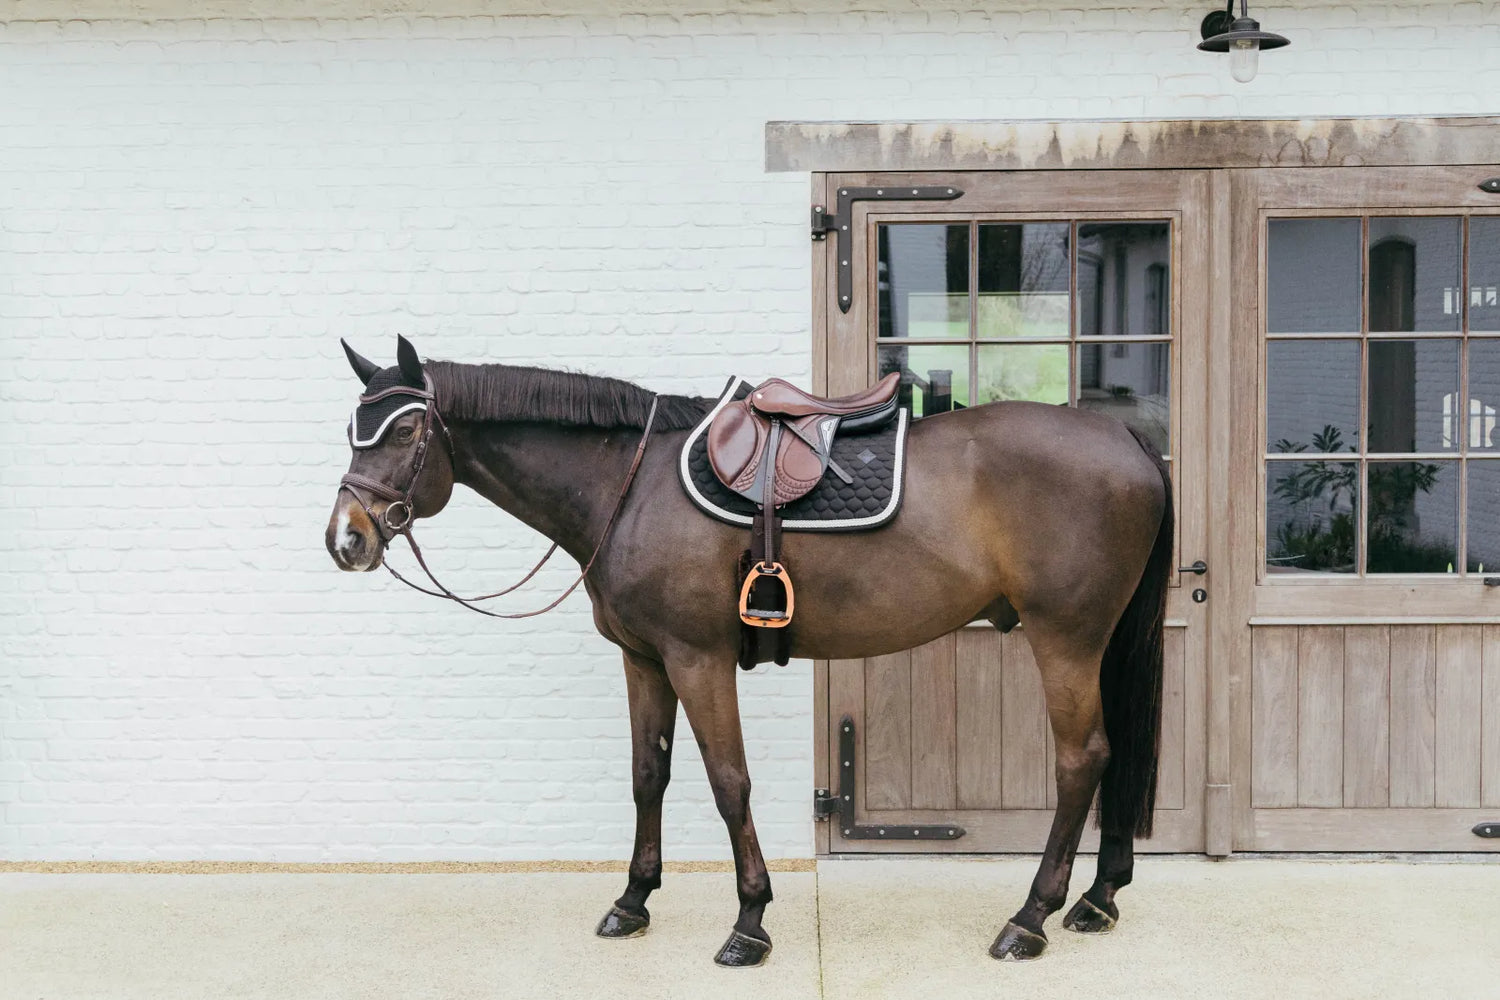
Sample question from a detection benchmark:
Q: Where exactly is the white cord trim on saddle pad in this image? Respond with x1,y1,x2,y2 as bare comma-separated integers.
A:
678,376,908,532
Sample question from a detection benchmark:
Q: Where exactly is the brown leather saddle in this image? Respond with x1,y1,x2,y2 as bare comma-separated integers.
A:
705,373,901,629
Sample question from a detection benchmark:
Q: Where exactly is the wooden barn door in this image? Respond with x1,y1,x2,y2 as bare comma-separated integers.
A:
1229,166,1500,852
812,170,1216,854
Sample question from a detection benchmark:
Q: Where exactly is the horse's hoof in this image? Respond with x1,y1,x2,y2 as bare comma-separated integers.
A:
714,929,772,967
595,905,650,939
989,921,1048,961
1062,896,1118,934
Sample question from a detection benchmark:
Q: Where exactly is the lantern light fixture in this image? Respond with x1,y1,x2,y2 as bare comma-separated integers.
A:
1198,1,1290,83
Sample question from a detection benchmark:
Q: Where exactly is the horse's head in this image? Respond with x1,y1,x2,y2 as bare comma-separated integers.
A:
327,335,455,571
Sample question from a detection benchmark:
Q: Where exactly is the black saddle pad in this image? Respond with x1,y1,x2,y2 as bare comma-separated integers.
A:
678,377,909,532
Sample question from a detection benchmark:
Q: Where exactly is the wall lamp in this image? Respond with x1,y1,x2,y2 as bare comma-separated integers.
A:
1199,2,1289,83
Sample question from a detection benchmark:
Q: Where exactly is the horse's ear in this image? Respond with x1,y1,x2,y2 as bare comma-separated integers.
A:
342,339,380,386
395,334,424,386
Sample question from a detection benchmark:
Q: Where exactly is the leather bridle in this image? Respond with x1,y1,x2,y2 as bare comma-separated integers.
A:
338,378,659,619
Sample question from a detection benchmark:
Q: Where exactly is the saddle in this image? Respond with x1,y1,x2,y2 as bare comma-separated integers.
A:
706,373,901,630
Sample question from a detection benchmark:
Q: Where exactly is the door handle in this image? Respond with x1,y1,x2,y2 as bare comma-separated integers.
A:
1178,560,1208,576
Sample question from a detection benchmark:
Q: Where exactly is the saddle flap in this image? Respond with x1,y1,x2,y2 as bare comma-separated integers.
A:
706,400,766,491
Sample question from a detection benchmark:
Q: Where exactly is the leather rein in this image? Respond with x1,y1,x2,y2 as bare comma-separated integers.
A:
338,379,659,619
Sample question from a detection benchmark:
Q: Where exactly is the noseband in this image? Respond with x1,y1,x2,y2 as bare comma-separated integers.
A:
339,379,659,619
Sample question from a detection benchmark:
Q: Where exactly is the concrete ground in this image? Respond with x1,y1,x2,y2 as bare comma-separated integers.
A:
2,857,1497,1000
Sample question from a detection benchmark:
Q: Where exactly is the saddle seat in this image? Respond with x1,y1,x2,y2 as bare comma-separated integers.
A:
706,372,900,507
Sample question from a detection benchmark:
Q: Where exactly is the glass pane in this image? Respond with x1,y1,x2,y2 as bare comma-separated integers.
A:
1368,217,1461,333
1367,461,1459,573
1467,461,1500,573
1472,218,1500,334
877,224,969,340
1076,222,1171,338
975,344,1068,406
976,223,1069,339
1078,343,1170,454
879,343,968,417
1467,340,1500,450
1266,340,1359,454
1265,460,1358,574
1267,218,1361,334
1367,340,1459,453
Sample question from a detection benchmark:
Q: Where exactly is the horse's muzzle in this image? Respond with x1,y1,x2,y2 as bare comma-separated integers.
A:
327,502,384,572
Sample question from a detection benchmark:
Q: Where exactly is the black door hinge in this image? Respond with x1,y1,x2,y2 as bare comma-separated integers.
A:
1475,821,1500,838
812,186,964,313
815,715,966,842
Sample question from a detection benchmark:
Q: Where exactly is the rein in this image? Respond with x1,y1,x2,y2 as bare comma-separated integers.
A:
339,382,659,619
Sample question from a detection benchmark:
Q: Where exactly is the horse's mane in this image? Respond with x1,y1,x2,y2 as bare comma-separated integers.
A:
426,361,712,432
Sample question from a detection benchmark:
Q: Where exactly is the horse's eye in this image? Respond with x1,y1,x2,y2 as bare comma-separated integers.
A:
396,426,415,443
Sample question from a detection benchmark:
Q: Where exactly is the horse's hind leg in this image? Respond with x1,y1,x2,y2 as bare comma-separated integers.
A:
597,650,677,940
990,632,1110,961
666,651,773,967
1063,832,1132,933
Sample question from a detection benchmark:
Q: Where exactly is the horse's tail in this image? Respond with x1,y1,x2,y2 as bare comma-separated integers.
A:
1097,426,1173,840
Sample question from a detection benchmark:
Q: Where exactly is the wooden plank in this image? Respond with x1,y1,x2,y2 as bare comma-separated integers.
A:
1253,586,1500,621
1342,626,1391,808
1251,808,1500,852
1485,626,1500,808
863,650,911,811
909,634,957,810
1156,627,1186,811
1389,625,1437,808
1000,631,1048,809
853,804,1204,855
1297,627,1344,807
1435,626,1483,808
1251,626,1299,807
955,629,1003,810
825,657,865,853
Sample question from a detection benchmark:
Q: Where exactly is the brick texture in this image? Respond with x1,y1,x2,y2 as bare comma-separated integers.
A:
1,4,1496,861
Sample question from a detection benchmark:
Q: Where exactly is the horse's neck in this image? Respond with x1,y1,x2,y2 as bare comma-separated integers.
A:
449,421,633,562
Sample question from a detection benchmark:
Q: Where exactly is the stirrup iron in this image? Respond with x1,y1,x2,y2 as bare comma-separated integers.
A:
739,560,794,629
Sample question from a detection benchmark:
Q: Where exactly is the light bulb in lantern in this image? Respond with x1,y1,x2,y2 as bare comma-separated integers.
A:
1229,36,1260,83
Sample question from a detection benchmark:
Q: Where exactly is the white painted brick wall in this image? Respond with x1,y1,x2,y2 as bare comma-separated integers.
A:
1,3,1496,861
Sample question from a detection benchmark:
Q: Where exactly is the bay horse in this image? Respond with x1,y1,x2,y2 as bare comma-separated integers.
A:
326,336,1170,967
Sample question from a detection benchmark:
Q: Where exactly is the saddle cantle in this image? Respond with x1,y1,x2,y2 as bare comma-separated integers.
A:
706,373,900,508
683,374,908,644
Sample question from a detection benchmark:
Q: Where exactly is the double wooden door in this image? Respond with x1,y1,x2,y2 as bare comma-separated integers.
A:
811,170,1215,854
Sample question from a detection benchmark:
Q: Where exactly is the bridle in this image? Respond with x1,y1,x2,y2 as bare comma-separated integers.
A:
338,377,659,619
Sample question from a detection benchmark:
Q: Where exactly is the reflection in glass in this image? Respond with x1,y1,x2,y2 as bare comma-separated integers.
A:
1467,462,1500,572
975,345,1069,406
1076,222,1171,338
1368,217,1461,333
976,223,1070,339
1266,340,1359,453
1366,461,1458,573
879,343,969,418
1367,340,1459,453
877,224,970,340
1078,343,1170,454
1472,218,1500,334
1265,460,1358,574
1464,340,1500,450
1267,218,1361,333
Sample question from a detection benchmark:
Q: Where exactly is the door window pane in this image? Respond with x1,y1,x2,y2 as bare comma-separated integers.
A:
1267,218,1362,334
878,343,968,417
1465,340,1500,450
976,223,1069,339
1471,218,1500,334
976,345,1069,406
1076,222,1171,338
878,224,970,340
1366,461,1459,573
1366,339,1460,453
1467,461,1500,572
1078,342,1170,454
1267,340,1359,453
1368,217,1461,333
1266,460,1359,574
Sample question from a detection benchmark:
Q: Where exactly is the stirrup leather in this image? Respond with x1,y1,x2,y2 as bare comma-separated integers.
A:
739,560,794,629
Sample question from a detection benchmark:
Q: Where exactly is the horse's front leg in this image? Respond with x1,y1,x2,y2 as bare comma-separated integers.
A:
667,651,773,967
596,650,677,940
991,639,1111,961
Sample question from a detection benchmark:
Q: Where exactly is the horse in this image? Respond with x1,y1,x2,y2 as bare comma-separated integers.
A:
326,335,1171,967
